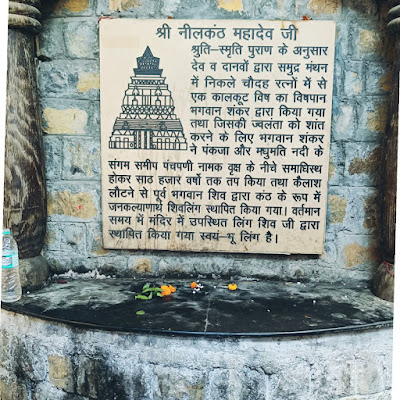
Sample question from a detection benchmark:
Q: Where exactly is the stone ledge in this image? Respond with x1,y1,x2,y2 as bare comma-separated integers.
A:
1,276,393,337
0,308,393,399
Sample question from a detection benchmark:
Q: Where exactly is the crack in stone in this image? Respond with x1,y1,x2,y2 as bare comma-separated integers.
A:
203,297,212,333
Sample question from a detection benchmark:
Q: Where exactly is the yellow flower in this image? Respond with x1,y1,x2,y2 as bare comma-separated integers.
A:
190,282,198,289
160,285,171,296
228,283,238,291
168,284,176,293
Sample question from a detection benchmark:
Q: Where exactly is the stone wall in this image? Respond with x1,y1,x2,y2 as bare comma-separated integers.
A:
38,0,393,282
0,309,393,400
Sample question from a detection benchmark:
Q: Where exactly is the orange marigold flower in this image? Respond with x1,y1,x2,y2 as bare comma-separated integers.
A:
168,285,176,293
160,285,171,296
228,283,238,291
190,282,198,289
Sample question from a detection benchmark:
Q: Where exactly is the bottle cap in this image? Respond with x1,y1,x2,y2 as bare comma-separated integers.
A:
3,229,10,235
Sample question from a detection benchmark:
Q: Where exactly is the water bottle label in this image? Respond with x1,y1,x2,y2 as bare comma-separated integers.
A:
2,255,13,269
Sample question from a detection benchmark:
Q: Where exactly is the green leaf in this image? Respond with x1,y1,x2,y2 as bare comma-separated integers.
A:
142,283,150,291
157,292,163,297
136,310,146,315
148,292,153,300
142,287,153,293
135,294,149,300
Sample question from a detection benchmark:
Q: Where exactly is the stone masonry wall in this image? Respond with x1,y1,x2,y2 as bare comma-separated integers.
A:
38,0,394,282
0,310,393,400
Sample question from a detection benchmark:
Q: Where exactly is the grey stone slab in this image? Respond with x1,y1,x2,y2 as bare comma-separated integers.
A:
2,277,393,336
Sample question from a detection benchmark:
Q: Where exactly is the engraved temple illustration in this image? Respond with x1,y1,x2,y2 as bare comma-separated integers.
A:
109,46,188,151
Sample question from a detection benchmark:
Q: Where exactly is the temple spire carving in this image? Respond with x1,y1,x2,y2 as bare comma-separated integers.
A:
109,47,187,151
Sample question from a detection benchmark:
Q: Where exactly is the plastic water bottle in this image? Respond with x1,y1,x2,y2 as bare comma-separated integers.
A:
2,229,22,302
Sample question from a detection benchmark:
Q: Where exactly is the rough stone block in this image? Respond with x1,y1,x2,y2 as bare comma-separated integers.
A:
355,355,385,395
268,359,311,399
84,227,130,270
43,107,88,135
241,0,293,20
44,222,60,252
343,142,381,187
153,365,206,400
328,141,345,186
216,0,243,13
373,392,394,400
361,189,380,233
336,233,379,270
319,231,338,265
96,256,129,276
334,22,352,60
382,354,392,391
19,255,50,289
331,99,357,142
357,28,380,58
327,186,377,235
161,0,181,16
327,193,348,225
64,19,99,59
309,357,356,398
335,392,392,400
353,26,392,61
160,0,242,19
0,332,9,369
43,0,94,17
204,369,240,400
43,136,62,181
76,72,100,95
86,223,109,256
342,0,378,20
122,364,155,400
343,61,363,97
47,182,100,222
90,100,101,136
38,61,99,101
9,336,48,382
96,0,162,17
241,367,268,400
365,62,392,95
0,376,28,400
75,356,129,399
48,355,74,393
59,223,88,255
62,137,100,180
38,19,67,60
356,97,388,141
306,0,341,15
33,382,74,400
41,99,91,135
127,255,159,276
156,252,228,277
333,59,344,98
133,257,153,274
45,251,95,274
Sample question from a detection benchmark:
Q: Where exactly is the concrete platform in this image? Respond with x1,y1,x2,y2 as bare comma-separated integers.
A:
1,275,393,336
0,275,394,399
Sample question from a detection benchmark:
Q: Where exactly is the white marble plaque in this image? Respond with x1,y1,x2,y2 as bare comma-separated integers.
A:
100,19,336,254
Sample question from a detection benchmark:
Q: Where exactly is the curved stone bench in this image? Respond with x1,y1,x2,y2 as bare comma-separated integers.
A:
0,277,393,399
